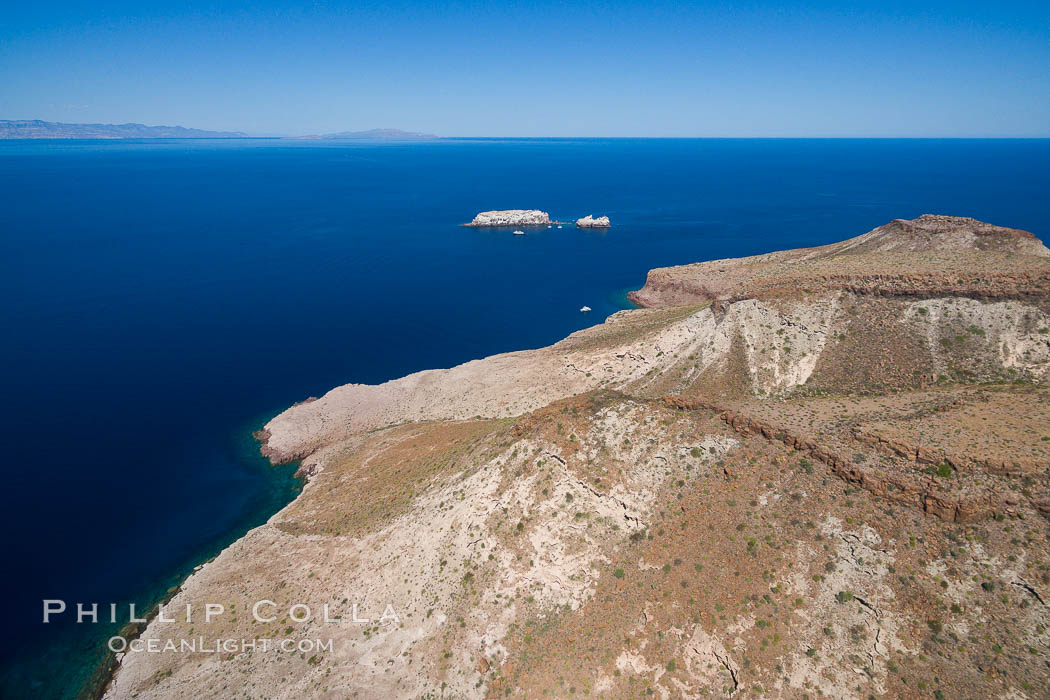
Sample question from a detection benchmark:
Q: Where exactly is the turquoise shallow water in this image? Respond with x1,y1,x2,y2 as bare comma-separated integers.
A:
1,138,1049,697
0,416,301,698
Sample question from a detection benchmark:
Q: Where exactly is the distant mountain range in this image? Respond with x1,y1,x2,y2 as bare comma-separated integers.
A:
291,128,438,141
0,120,438,140
0,120,246,139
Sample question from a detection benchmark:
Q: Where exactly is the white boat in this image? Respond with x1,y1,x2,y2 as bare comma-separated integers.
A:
557,225,563,229
512,230,525,235
580,306,592,313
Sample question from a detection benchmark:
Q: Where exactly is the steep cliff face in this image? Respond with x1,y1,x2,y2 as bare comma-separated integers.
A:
468,210,551,226
260,291,1050,465
107,216,1050,700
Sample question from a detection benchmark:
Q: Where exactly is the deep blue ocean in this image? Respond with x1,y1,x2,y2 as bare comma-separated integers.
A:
1,138,1049,697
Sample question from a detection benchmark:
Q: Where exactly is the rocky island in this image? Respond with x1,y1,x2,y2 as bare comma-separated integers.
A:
106,215,1050,700
467,210,554,226
576,214,611,228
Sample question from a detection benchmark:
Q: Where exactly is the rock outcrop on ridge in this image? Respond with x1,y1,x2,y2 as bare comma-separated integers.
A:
106,215,1050,700
628,214,1050,307
468,210,551,226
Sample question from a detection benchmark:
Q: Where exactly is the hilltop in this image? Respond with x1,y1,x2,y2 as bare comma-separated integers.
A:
629,214,1050,307
106,215,1050,699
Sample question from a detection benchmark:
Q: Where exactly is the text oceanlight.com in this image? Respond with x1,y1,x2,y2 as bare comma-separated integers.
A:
109,637,334,654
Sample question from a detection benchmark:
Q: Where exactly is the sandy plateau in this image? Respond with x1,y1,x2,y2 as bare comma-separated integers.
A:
107,216,1050,699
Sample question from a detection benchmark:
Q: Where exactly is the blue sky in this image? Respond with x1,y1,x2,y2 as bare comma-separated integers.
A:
1,1,1048,136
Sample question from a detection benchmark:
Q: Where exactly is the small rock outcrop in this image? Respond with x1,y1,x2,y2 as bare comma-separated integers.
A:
469,210,550,226
576,215,611,228
838,214,1050,257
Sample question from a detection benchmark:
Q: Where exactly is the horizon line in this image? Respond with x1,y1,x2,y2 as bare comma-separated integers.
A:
4,119,1050,140
5,135,1050,141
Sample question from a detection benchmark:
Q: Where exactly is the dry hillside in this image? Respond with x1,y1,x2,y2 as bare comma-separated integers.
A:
106,215,1050,700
